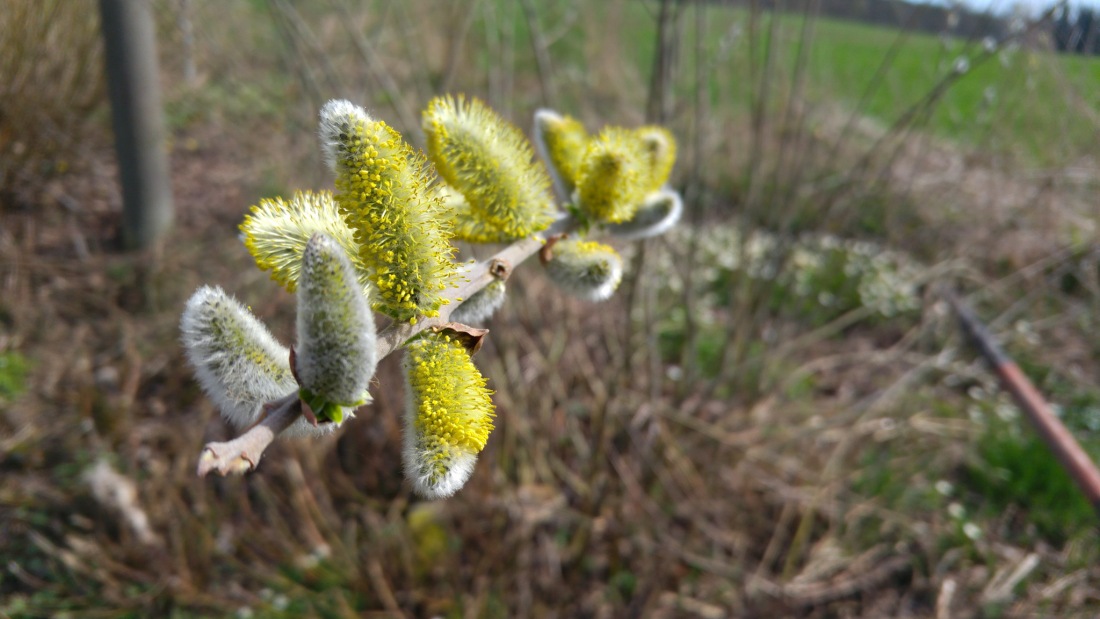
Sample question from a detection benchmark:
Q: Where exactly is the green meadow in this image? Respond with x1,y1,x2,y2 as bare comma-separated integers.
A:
614,5,1100,163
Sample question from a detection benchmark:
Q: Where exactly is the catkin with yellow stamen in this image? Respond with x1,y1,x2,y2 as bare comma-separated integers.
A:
320,99,456,323
436,183,518,244
533,109,589,199
403,332,496,499
634,125,677,194
575,127,648,224
240,190,370,295
543,239,624,302
423,95,555,242
295,233,376,425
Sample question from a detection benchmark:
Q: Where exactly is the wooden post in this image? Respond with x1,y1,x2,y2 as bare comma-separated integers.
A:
950,292,1100,517
100,0,173,249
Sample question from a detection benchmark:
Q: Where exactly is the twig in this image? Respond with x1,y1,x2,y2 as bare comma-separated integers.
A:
676,0,708,392
518,0,557,106
197,392,300,476
366,558,405,616
440,0,479,94
270,0,342,97
982,553,1040,606
333,0,420,135
936,578,957,619
374,231,548,359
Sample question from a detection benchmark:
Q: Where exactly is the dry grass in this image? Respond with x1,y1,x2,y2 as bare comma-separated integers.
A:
0,0,106,211
3,1,1100,617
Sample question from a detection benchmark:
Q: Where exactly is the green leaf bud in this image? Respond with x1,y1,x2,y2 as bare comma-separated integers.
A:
544,239,624,301
240,190,370,295
403,332,496,499
295,233,377,424
320,99,456,324
634,125,677,194
423,95,555,242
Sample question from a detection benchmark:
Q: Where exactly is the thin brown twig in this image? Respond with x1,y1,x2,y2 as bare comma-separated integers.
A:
196,392,300,476
518,0,557,107
676,0,709,392
332,0,421,135
440,0,479,94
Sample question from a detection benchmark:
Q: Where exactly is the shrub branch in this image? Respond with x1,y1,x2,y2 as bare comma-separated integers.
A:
196,216,572,476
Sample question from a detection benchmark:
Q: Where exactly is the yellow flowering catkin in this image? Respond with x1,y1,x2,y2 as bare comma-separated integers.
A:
423,95,555,242
436,184,518,244
320,100,455,324
633,125,677,194
575,127,648,224
533,109,589,197
403,332,495,499
240,190,370,295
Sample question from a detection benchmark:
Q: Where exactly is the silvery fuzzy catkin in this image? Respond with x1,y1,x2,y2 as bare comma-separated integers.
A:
604,188,683,241
543,239,624,302
449,279,507,325
180,286,334,438
575,127,648,224
436,184,520,245
533,109,589,199
633,125,677,194
295,233,377,424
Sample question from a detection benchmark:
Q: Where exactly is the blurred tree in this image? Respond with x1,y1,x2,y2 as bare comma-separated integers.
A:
1054,6,1072,52
1076,8,1094,52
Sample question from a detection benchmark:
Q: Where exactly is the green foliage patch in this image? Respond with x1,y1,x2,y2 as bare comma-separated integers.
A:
0,351,30,400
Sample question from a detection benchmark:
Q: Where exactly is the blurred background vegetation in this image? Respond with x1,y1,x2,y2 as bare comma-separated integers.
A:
3,0,1100,616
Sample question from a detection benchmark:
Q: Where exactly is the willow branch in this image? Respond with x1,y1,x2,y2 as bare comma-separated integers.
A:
197,393,300,476
196,215,575,476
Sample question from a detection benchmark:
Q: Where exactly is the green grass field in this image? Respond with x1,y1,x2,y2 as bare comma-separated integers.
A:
612,5,1100,164
796,14,1100,163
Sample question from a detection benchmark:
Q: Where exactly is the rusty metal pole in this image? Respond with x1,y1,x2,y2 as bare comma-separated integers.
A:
100,0,174,249
949,292,1100,516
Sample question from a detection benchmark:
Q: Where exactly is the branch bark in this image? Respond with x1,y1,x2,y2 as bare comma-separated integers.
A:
197,393,300,476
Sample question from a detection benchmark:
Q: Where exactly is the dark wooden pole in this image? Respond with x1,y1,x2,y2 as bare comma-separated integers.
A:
100,0,173,249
